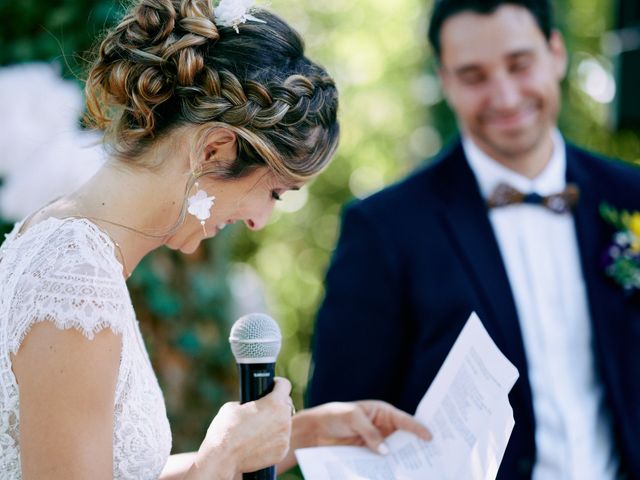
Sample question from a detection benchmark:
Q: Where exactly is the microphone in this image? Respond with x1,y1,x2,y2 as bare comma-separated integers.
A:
229,313,282,480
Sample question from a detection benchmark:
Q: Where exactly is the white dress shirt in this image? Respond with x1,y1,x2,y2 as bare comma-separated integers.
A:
463,132,619,480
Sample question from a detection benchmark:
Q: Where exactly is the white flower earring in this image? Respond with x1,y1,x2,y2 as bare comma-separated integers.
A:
187,179,216,236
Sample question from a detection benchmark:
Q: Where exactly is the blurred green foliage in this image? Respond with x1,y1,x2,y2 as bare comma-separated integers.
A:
0,0,124,76
1,0,638,478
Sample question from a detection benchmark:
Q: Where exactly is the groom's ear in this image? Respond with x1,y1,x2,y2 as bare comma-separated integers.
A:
437,66,453,104
548,30,568,81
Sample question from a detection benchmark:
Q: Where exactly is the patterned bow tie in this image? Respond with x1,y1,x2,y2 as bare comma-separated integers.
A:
487,182,580,214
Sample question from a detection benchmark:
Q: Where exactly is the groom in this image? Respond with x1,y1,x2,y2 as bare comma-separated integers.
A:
307,0,640,478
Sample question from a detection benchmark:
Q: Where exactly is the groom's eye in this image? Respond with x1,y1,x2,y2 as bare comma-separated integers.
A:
458,68,485,86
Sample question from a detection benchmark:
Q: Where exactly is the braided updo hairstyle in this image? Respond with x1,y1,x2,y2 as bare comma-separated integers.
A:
85,0,339,183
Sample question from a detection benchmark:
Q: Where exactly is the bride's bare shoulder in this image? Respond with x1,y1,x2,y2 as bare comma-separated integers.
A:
11,320,121,479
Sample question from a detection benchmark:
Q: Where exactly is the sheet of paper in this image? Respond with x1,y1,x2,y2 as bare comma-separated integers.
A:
295,312,519,480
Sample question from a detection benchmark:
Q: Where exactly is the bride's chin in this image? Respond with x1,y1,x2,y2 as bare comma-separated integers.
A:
179,239,202,254
163,236,179,251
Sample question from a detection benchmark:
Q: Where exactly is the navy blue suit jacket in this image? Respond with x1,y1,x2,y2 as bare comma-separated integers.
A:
307,141,640,479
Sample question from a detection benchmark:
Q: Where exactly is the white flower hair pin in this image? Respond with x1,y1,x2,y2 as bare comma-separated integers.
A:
214,0,266,34
188,188,216,235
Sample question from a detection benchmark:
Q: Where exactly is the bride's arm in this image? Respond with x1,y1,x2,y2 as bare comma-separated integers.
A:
12,321,122,480
160,379,293,480
160,453,197,480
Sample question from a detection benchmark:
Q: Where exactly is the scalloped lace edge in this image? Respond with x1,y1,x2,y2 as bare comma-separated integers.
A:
9,315,125,355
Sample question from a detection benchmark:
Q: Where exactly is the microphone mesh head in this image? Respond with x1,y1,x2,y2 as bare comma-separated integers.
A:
229,313,282,364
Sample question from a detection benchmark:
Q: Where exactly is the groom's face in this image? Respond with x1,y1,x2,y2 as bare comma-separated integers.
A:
437,5,567,164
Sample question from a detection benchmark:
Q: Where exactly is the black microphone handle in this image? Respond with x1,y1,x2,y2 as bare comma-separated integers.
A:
239,362,276,480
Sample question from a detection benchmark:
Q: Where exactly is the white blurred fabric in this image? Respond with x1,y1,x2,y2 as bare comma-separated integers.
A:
0,63,105,221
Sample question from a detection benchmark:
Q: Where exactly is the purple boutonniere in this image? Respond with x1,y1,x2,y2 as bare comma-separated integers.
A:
600,203,640,294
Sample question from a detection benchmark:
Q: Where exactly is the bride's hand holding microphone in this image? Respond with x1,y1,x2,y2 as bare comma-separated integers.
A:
186,313,432,479
190,377,294,479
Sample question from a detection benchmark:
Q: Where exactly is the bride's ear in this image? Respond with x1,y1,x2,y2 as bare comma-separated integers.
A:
192,127,238,172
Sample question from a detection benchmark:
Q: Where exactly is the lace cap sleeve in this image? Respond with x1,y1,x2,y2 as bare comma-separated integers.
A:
7,219,131,354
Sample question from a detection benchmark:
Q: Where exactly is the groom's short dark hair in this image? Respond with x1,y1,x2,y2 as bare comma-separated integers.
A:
428,0,554,59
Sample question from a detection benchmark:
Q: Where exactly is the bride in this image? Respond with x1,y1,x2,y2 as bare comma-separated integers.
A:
0,0,430,478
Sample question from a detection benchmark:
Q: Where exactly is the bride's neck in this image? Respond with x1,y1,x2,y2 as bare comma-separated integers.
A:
63,156,188,274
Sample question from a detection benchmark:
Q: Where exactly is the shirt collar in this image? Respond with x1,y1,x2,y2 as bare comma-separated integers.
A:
463,129,566,199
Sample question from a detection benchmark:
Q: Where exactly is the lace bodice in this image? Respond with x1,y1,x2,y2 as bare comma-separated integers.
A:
0,217,172,479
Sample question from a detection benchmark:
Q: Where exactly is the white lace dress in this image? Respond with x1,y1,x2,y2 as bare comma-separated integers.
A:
0,217,172,478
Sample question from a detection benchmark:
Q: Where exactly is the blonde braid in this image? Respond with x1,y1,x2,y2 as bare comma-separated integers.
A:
85,1,339,180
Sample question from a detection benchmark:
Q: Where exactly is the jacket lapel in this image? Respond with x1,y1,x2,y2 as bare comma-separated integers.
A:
430,143,536,440
567,148,604,318
566,146,625,325
432,142,528,370
565,146,627,400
